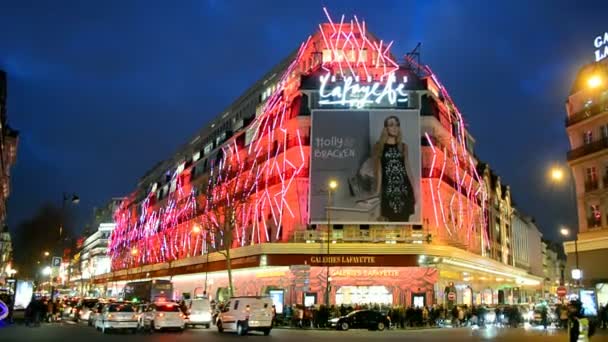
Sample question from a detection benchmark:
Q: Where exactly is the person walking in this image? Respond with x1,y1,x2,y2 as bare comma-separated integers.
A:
568,300,596,342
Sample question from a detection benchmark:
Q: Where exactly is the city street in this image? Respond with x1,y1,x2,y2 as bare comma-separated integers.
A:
2,322,608,342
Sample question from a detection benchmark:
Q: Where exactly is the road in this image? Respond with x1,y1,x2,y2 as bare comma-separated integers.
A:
1,321,608,341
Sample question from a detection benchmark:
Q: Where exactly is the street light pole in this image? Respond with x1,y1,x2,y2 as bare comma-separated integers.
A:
325,180,337,307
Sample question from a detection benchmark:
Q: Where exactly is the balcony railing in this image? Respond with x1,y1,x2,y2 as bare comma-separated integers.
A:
567,137,608,161
565,101,608,127
585,180,599,192
292,229,428,244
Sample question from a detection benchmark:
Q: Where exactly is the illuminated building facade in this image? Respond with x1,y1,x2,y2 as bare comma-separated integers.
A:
0,71,18,285
99,10,541,307
564,44,608,304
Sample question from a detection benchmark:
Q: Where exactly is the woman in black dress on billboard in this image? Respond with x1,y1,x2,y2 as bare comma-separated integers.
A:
374,116,416,221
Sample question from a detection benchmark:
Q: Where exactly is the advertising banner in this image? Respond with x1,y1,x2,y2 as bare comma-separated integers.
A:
310,109,421,224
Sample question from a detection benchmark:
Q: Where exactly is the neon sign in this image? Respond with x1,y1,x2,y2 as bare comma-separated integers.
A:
318,72,408,108
594,32,608,62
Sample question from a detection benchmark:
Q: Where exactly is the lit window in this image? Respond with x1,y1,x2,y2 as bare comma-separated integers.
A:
584,131,593,144
322,49,332,63
193,151,201,162
204,143,213,156
586,167,597,182
358,49,367,63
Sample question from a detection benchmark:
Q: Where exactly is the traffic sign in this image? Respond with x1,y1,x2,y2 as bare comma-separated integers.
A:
447,292,456,301
52,257,62,267
557,286,567,297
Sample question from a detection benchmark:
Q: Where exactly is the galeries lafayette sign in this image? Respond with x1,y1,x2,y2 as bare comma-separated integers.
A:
595,32,608,62
318,72,408,108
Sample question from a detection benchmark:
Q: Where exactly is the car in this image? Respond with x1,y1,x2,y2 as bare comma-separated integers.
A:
62,299,80,318
140,301,186,332
329,310,391,331
216,296,273,336
95,302,138,334
75,299,98,323
186,298,212,328
88,302,106,327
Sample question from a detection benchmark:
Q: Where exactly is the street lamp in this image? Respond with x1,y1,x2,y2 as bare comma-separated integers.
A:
43,251,50,257
42,266,52,293
588,75,603,89
550,168,564,182
560,227,581,286
326,179,338,307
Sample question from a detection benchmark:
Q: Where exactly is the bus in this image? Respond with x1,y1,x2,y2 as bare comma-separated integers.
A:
123,280,173,303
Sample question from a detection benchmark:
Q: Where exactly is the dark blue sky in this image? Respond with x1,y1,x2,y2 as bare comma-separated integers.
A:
0,0,605,241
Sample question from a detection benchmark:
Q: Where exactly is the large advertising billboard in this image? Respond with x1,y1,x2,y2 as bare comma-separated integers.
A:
310,109,421,224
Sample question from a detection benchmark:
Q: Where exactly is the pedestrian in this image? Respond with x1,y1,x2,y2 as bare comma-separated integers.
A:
560,305,570,330
540,305,549,330
568,300,596,342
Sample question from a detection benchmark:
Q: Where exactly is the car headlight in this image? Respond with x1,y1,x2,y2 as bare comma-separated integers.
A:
329,318,339,323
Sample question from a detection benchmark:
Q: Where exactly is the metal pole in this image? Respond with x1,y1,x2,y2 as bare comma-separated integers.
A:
326,189,331,307
575,238,580,287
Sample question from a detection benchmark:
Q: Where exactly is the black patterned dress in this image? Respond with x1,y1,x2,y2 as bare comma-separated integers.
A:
381,143,415,221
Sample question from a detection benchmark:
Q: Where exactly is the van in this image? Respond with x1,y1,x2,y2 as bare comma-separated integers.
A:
216,296,273,336
186,298,212,328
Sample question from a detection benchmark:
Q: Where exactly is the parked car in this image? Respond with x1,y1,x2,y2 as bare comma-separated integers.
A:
88,302,106,327
216,296,273,336
329,310,391,331
140,301,186,332
186,298,212,328
95,302,138,334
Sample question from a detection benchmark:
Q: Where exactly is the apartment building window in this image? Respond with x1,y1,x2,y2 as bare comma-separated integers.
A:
584,130,593,145
602,124,608,140
585,166,598,191
589,204,602,228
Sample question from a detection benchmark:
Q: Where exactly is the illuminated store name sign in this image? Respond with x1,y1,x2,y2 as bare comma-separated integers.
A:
594,32,608,62
318,72,408,108
309,255,377,264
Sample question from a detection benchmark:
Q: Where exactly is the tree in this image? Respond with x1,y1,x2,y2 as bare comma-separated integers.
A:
11,204,75,279
203,147,250,297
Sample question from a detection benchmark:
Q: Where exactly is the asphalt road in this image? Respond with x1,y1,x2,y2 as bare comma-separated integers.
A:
2,321,608,341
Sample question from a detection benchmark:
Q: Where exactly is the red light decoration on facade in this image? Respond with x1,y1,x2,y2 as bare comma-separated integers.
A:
108,9,490,271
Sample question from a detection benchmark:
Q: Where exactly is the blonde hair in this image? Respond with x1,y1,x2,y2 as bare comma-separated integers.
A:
374,116,404,158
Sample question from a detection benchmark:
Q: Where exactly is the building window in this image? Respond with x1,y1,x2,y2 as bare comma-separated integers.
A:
322,49,332,63
602,125,608,140
584,130,593,145
589,204,602,228
585,167,598,191
586,167,598,182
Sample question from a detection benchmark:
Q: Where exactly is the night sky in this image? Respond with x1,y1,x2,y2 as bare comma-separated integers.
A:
0,0,606,242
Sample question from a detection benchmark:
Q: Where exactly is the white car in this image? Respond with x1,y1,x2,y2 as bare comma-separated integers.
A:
140,301,186,332
216,296,273,336
95,302,138,334
186,298,212,328
87,302,106,326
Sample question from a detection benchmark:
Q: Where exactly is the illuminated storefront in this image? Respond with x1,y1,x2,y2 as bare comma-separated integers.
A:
98,9,542,302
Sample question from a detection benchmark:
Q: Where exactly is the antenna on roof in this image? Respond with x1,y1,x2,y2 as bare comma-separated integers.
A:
404,42,422,75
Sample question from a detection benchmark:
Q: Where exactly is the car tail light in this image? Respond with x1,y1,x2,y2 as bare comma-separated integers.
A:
107,314,113,319
79,310,83,315
157,313,164,318
132,314,138,320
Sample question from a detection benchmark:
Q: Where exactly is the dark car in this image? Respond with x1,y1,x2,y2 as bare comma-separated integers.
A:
329,310,391,331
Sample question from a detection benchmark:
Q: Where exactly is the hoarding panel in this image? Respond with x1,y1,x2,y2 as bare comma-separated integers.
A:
310,109,421,224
